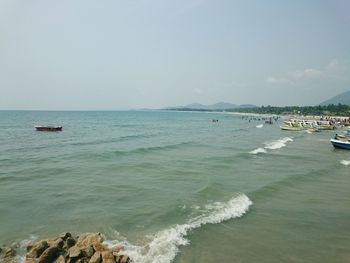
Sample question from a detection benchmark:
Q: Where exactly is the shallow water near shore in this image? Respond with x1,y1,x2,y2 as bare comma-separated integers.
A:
1,110,350,263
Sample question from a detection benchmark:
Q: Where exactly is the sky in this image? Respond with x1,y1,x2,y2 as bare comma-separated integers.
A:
1,0,350,110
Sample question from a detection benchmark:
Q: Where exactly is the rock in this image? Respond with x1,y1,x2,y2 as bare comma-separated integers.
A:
38,246,60,263
54,255,66,263
68,245,82,258
88,252,101,263
3,233,130,263
65,237,76,249
3,247,16,262
77,234,103,248
93,243,108,253
119,255,130,263
101,251,114,263
84,245,95,258
54,238,65,248
111,246,123,254
27,241,49,258
59,233,72,241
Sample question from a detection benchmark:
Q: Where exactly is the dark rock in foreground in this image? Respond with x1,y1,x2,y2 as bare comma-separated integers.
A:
0,233,131,263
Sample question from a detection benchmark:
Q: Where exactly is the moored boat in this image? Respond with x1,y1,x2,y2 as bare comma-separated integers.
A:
35,126,63,131
330,138,350,150
280,125,304,131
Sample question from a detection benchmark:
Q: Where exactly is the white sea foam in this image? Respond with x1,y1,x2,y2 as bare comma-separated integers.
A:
264,137,293,150
104,194,252,263
256,124,264,128
340,160,350,166
249,137,293,154
13,235,38,263
250,148,267,154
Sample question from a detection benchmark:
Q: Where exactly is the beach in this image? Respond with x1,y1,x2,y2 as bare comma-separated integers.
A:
1,110,350,263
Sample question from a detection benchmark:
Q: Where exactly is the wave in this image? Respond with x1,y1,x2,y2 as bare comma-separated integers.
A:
104,194,252,263
249,137,293,154
340,160,350,166
13,235,38,263
256,124,263,128
249,148,267,154
264,137,293,150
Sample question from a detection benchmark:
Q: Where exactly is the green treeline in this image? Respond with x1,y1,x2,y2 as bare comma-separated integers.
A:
168,104,350,116
228,104,350,116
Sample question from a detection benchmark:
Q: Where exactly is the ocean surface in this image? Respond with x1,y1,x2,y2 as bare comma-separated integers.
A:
1,110,350,263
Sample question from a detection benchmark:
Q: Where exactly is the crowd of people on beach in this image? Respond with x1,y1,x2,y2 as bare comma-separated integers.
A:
319,116,350,126
241,115,280,124
240,114,350,127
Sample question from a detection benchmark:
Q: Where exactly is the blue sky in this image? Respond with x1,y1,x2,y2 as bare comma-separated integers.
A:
1,0,350,110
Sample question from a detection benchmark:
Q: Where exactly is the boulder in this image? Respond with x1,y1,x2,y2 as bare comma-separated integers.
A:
38,246,60,263
54,238,64,249
93,243,108,253
3,247,16,263
88,252,101,263
59,233,72,241
27,241,49,258
101,251,114,263
65,237,76,249
77,234,103,248
111,246,123,255
68,245,82,258
119,255,130,263
54,255,66,263
84,245,95,258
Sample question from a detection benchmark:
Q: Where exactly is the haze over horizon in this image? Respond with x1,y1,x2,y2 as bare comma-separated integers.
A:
1,0,350,110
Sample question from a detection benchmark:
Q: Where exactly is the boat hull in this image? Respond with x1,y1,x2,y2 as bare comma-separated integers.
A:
280,126,304,131
330,139,350,150
35,126,63,132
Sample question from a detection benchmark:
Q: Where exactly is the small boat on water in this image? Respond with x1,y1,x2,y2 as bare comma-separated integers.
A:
330,132,350,149
35,126,63,132
280,125,304,131
330,138,350,149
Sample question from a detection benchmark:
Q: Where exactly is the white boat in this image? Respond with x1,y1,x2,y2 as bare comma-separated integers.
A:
330,138,350,150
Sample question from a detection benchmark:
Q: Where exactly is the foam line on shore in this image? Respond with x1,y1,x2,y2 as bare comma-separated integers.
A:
104,194,252,263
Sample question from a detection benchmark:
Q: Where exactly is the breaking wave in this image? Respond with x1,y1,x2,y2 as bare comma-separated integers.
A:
256,124,264,128
264,137,293,150
250,148,267,154
340,160,350,166
250,137,293,154
104,194,252,263
13,235,38,263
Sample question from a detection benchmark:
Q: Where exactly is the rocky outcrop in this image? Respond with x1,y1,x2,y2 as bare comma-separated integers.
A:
0,232,131,263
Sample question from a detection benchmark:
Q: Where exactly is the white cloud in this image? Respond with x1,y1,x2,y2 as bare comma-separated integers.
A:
266,59,349,87
266,77,290,84
288,68,322,79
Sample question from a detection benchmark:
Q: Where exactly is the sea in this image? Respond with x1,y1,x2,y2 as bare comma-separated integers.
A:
0,110,350,263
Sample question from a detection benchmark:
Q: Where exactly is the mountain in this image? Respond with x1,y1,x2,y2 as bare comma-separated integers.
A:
320,90,350,106
169,102,256,110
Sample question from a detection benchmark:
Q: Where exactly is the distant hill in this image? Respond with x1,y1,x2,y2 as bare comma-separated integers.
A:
168,102,257,110
320,90,350,106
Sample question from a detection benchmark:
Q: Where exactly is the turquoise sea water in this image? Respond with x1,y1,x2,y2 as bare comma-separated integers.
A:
1,110,350,262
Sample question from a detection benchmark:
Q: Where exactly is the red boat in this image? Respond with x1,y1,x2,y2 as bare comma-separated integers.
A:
35,126,63,131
